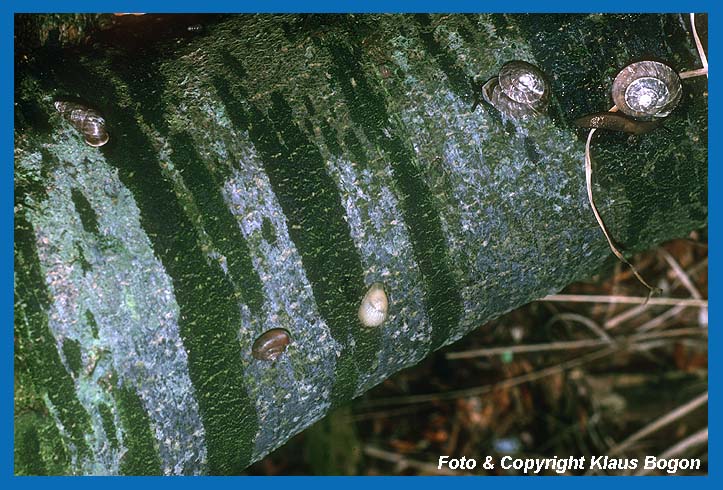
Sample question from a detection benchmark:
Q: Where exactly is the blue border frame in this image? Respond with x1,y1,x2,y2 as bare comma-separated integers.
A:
5,0,716,485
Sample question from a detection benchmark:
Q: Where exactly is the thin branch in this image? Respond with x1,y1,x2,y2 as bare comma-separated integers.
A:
347,404,426,423
607,391,707,456
544,312,614,343
446,327,705,360
678,14,708,80
604,303,649,330
446,338,607,359
689,13,708,77
604,257,707,330
678,13,708,79
539,294,706,307
584,115,659,295
657,427,708,459
629,327,707,342
360,347,616,408
679,67,708,79
636,304,686,332
634,427,708,475
659,248,702,299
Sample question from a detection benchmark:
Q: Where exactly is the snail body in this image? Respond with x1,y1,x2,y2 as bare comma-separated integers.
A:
481,60,550,119
573,112,661,135
358,282,389,328
54,101,109,147
251,328,291,361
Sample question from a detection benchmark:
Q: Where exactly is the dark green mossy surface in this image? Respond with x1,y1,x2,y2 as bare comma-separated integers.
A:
116,384,162,475
15,214,92,466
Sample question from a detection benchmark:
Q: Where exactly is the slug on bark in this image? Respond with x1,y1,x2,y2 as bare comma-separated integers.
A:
573,112,662,135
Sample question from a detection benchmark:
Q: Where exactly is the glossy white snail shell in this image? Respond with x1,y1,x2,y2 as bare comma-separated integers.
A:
54,101,109,147
358,282,389,328
611,61,682,120
482,60,550,119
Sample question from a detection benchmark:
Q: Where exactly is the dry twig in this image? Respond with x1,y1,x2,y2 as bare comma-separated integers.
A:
659,248,702,299
584,108,660,296
540,294,706,307
604,257,707,330
446,327,705,360
544,312,614,343
361,347,617,408
607,391,707,457
634,427,708,475
678,13,708,80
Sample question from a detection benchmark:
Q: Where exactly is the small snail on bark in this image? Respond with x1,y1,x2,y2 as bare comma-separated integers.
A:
251,328,291,361
54,101,109,147
358,282,389,328
574,60,682,134
478,60,551,119
612,60,682,119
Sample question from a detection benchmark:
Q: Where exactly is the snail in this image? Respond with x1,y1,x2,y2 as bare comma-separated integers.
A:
358,282,389,328
251,328,291,361
479,60,551,119
574,60,682,133
576,61,683,297
612,60,682,119
54,101,109,147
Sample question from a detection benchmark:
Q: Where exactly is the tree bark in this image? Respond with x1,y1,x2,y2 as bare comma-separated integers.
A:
14,14,707,475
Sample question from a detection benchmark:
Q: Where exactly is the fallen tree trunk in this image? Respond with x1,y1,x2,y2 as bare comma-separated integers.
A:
14,13,707,475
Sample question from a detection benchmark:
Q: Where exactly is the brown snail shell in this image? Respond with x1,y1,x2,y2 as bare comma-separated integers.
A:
481,60,550,119
611,61,682,120
358,282,389,328
54,101,109,147
499,60,549,106
251,328,291,361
